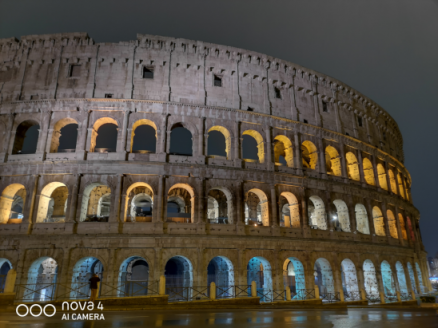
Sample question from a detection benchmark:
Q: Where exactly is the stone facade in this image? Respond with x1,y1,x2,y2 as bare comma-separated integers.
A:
0,32,431,299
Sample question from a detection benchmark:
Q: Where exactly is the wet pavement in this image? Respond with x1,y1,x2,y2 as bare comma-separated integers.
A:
0,308,437,328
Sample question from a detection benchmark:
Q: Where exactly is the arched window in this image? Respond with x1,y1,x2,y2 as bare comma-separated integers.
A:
247,257,273,302
341,259,359,299
0,184,26,224
325,146,342,176
381,261,396,296
372,206,385,236
208,126,230,159
363,158,375,186
208,188,232,224
388,169,397,194
279,192,300,228
314,258,335,294
301,141,318,169
245,188,269,226
386,210,398,239
333,199,350,232
90,117,118,153
273,136,293,167
124,182,154,223
346,152,360,181
80,183,111,222
35,182,69,223
131,119,157,153
71,257,103,299
207,256,234,291
308,196,327,230
242,130,264,163
169,124,193,156
167,183,194,223
50,118,78,153
165,256,193,301
26,257,58,301
363,260,379,296
377,164,388,190
12,120,40,155
355,204,370,234
283,258,306,296
118,256,150,297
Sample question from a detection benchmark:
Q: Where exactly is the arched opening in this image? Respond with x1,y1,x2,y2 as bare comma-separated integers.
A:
25,257,58,301
167,184,194,223
90,117,118,153
208,188,232,224
169,123,193,156
346,152,360,181
273,135,293,167
308,196,327,230
0,184,26,224
71,257,103,299
301,140,318,169
381,261,396,296
279,192,300,228
247,257,272,302
131,120,157,153
124,183,154,222
50,118,78,153
415,262,425,293
386,210,398,239
207,256,234,298
314,258,334,295
377,164,388,190
325,146,342,176
36,182,69,223
355,204,370,234
12,120,40,155
341,259,359,300
372,206,386,236
397,174,405,199
242,130,264,163
208,126,230,159
244,188,269,226
407,262,417,294
165,256,193,301
0,259,12,292
406,217,415,241
282,258,306,298
395,262,408,294
333,199,351,232
118,256,149,297
80,183,111,222
363,158,375,186
388,170,398,194
363,259,379,297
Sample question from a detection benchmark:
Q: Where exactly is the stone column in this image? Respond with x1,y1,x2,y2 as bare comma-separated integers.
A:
356,150,366,186
325,191,335,232
364,198,376,238
300,192,310,237
109,174,123,233
375,268,386,297
1,114,14,161
293,132,303,175
65,174,81,224
394,207,405,246
333,101,342,134
356,265,365,291
36,111,51,155
165,130,172,153
381,202,391,243
265,127,273,170
75,111,91,160
318,138,327,178
116,110,130,155
338,140,348,183
44,128,55,154
290,73,298,121
54,247,72,299
347,195,357,233
384,161,393,194
198,118,206,158
154,175,166,223
157,114,168,154
204,133,209,157
403,264,414,294
270,184,278,227
125,128,133,153
235,180,245,234
20,174,40,234
371,153,380,189
196,177,207,226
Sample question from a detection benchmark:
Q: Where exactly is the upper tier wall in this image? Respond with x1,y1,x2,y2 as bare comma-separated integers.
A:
0,32,404,162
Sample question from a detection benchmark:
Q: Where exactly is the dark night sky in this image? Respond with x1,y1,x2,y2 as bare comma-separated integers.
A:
1,0,437,256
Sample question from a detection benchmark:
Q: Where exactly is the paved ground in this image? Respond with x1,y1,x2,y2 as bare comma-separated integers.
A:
1,308,437,328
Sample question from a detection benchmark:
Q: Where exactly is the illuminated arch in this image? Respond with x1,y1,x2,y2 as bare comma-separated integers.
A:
333,199,350,232
50,118,78,153
12,120,40,155
131,119,157,153
35,182,69,223
208,187,233,224
279,192,300,228
167,183,195,223
377,164,388,190
325,146,342,176
395,262,408,294
273,135,293,167
363,158,375,186
247,256,272,302
386,210,398,239
301,140,318,169
381,260,396,296
388,169,397,194
208,126,231,159
355,204,370,234
346,152,360,181
363,259,379,296
283,257,306,298
123,182,154,222
90,117,118,153
314,258,335,294
372,206,386,236
79,183,112,221
308,195,327,230
242,130,264,163
398,213,407,240
397,173,405,199
0,184,26,224
341,258,359,297
245,188,269,226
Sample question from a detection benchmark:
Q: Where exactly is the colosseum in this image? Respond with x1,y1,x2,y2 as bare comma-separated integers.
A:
0,32,432,304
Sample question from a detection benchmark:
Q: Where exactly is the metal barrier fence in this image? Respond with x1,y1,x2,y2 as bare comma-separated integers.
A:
384,293,398,303
216,285,251,299
166,286,210,302
400,293,412,301
14,282,90,302
344,291,362,301
292,289,315,300
366,293,381,304
100,281,159,298
320,291,341,303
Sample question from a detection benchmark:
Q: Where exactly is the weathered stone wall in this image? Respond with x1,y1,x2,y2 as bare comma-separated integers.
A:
0,32,431,294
